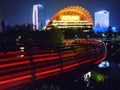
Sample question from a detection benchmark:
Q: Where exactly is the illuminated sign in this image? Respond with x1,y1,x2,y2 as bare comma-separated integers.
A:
60,15,80,21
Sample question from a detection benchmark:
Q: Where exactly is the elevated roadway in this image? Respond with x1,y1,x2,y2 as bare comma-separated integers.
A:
0,39,107,90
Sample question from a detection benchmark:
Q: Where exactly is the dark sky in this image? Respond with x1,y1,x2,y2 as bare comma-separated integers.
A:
0,0,119,27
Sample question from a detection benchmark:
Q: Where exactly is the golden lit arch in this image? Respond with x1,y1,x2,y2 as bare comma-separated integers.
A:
47,6,93,27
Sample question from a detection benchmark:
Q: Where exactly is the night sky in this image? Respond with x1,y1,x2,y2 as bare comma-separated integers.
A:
0,0,119,27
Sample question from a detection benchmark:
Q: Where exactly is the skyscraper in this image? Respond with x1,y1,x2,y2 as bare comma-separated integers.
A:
0,11,6,32
33,4,44,31
0,10,2,32
94,10,109,32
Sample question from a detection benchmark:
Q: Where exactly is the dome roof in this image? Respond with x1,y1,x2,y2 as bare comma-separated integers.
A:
47,6,93,27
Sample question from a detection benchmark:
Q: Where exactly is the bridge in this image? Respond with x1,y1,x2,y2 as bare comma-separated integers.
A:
0,39,107,90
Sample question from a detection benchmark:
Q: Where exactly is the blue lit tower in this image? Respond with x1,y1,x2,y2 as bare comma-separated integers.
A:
33,4,44,31
94,10,109,32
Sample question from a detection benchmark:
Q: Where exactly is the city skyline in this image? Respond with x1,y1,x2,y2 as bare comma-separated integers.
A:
0,0,119,27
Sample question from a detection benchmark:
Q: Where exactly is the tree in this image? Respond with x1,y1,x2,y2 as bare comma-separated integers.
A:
106,26,113,40
49,27,65,44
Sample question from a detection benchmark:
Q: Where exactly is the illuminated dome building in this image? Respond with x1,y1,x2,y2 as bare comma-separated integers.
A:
46,6,93,32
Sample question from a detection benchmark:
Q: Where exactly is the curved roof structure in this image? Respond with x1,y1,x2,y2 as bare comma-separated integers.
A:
46,6,93,28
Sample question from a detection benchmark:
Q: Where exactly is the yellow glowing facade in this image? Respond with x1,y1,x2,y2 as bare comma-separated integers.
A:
60,15,80,21
46,6,93,29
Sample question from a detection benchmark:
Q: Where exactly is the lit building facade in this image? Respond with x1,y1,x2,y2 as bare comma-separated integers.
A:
46,6,93,32
33,4,44,31
94,10,109,32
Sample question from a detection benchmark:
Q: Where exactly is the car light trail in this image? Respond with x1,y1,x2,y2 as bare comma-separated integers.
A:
0,39,107,89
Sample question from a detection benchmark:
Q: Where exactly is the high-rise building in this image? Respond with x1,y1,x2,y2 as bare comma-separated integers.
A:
0,19,2,32
0,20,6,32
33,4,44,31
94,10,109,32
0,10,2,32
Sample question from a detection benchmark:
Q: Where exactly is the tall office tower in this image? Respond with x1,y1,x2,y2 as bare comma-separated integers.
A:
95,10,109,32
0,10,2,32
0,19,2,32
33,4,44,31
